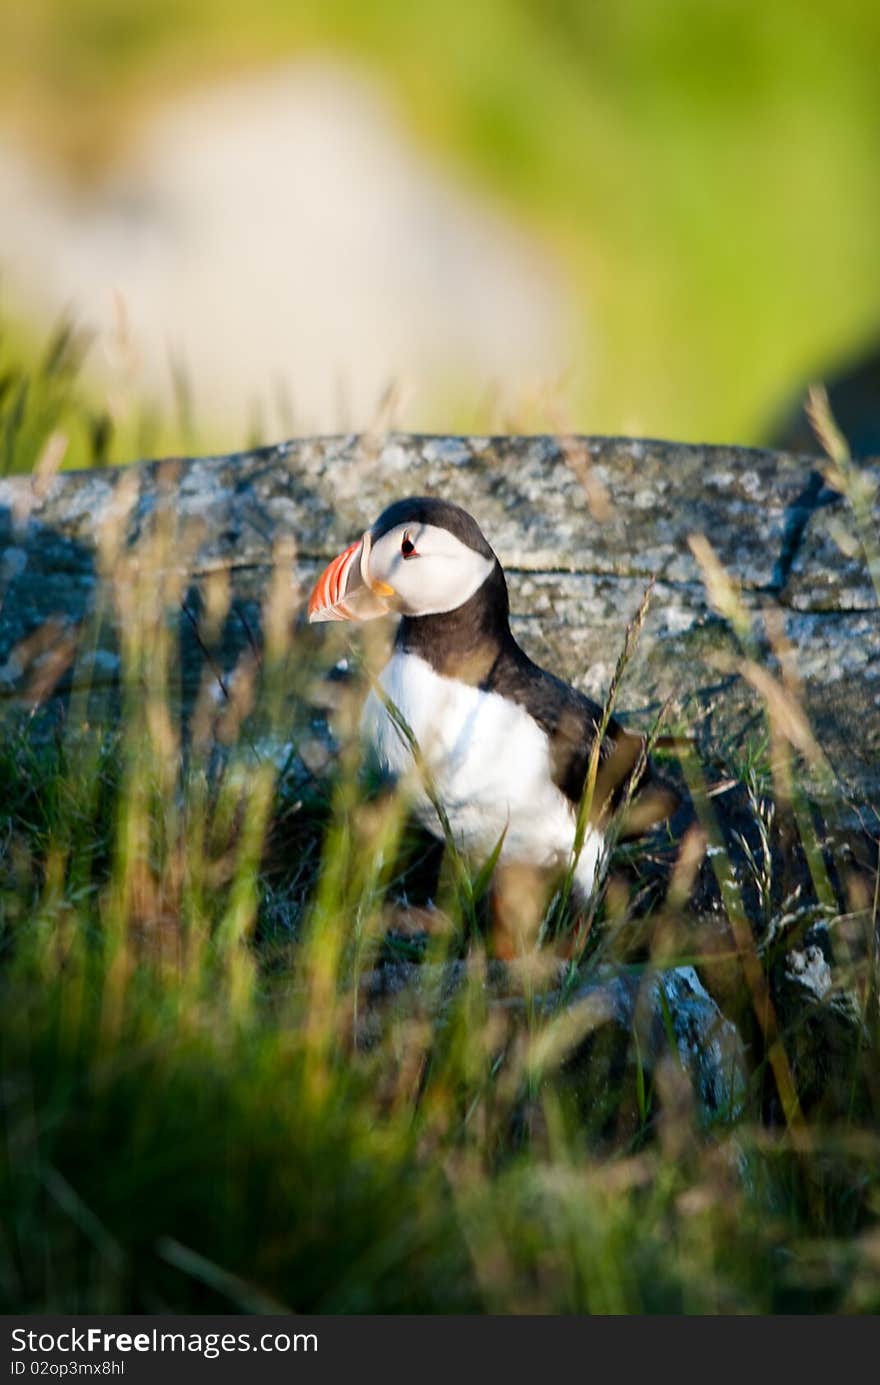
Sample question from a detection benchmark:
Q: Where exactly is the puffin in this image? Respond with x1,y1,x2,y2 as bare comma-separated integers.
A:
307,497,677,907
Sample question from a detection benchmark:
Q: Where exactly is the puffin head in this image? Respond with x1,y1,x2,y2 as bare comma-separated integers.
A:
308,497,497,623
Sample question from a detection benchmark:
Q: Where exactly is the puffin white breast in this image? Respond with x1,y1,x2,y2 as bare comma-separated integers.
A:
361,651,603,895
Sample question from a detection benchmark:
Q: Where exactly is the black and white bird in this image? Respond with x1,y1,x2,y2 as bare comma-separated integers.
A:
308,497,676,901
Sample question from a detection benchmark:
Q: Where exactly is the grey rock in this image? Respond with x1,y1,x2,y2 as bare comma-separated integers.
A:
648,965,748,1120
0,433,877,801
356,957,746,1126
770,918,868,1118
559,963,747,1126
354,958,748,1130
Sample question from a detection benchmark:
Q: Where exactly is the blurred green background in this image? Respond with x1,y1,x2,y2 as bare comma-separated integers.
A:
1,0,879,457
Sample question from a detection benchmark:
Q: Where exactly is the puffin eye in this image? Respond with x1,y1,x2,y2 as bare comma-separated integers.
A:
401,535,417,558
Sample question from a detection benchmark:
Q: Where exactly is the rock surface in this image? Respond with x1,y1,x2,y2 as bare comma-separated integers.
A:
1,432,878,799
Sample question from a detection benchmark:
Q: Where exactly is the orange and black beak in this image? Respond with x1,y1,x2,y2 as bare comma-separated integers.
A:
307,530,396,623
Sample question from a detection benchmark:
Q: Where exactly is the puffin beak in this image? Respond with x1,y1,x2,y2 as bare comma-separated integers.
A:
307,530,396,623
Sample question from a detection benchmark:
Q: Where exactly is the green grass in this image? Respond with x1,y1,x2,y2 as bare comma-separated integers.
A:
0,317,200,473
1,335,880,1313
1,1,880,443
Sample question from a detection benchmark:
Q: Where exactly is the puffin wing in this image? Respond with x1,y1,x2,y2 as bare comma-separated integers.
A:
537,684,658,830
488,653,678,837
